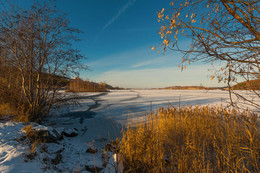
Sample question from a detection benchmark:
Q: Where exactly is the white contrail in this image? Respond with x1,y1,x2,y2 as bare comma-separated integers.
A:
102,0,136,30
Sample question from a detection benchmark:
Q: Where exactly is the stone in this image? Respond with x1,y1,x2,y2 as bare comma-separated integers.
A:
30,125,62,143
105,144,113,152
85,165,103,173
105,140,119,152
52,153,62,165
86,147,98,154
62,128,78,137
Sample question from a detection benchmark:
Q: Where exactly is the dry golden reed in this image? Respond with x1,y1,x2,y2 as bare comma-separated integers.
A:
119,105,260,173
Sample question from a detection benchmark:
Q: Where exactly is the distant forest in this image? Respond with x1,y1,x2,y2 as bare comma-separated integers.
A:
68,77,119,92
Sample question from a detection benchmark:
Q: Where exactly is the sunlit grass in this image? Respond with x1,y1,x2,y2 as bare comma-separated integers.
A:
119,105,260,172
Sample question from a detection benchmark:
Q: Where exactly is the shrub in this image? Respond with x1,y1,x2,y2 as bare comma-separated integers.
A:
0,103,16,119
120,105,260,173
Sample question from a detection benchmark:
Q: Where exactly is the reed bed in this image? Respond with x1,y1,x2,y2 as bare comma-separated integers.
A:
119,105,260,173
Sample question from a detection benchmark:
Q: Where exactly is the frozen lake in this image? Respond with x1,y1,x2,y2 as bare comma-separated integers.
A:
46,89,234,145
89,89,231,126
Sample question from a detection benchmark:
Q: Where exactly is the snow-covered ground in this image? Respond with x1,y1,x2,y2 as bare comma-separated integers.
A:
1,89,259,172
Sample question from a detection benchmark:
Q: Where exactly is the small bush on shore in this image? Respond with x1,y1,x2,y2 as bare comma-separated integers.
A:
120,105,260,173
0,103,16,119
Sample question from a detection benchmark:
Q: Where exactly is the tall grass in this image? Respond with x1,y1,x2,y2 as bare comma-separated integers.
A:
119,105,260,172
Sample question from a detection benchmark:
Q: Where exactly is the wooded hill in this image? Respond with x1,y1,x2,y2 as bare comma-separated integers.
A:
232,80,260,90
163,86,226,90
67,77,114,92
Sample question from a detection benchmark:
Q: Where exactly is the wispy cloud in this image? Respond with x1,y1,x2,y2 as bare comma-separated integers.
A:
93,65,224,88
103,0,136,31
87,45,154,69
131,55,173,68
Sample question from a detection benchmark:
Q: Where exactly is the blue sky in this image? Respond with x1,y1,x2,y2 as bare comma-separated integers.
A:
19,0,225,88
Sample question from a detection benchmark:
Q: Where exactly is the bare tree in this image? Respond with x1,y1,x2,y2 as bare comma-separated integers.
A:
157,0,260,110
0,1,86,122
